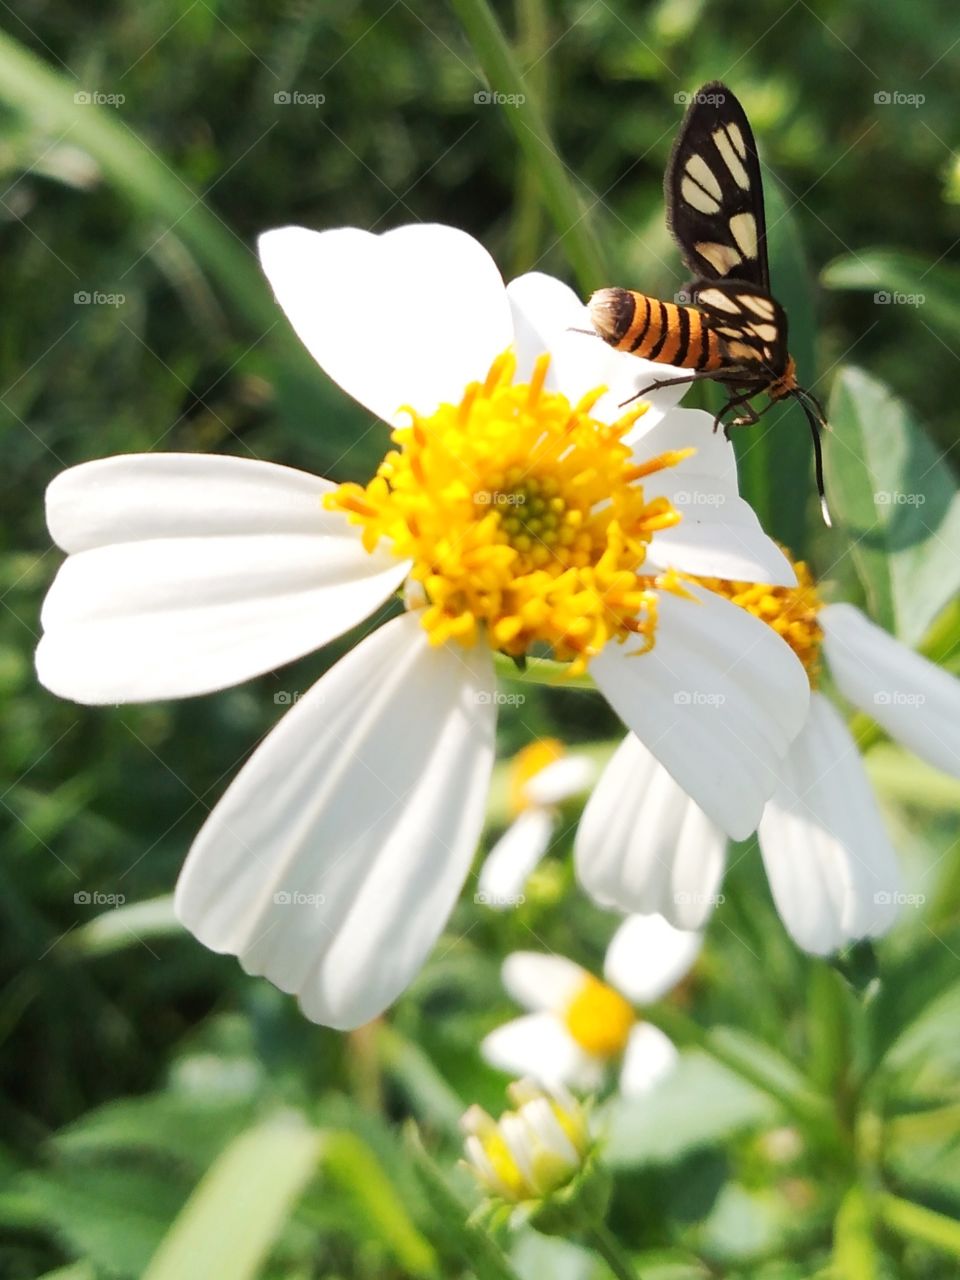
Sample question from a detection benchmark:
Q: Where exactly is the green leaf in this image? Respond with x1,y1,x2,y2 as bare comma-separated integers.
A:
71,895,181,956
143,1115,324,1280
878,1193,960,1259
320,1131,437,1276
825,366,960,644
822,249,960,348
832,1186,879,1280
602,1051,775,1167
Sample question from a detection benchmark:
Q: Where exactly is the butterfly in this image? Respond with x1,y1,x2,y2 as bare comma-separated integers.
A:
588,81,831,525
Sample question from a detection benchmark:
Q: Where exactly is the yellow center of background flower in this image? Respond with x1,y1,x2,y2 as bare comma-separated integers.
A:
328,351,689,674
507,738,564,816
563,974,635,1059
698,555,824,685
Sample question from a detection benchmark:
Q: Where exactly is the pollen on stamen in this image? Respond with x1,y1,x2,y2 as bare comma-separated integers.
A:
325,350,695,670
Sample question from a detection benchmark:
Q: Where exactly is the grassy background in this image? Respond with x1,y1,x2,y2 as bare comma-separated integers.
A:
1,2,959,1277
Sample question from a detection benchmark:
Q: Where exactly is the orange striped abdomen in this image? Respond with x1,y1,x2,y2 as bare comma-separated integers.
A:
588,287,726,371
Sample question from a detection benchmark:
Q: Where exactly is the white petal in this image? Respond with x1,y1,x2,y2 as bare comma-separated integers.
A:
174,613,496,1029
477,808,554,909
591,585,810,839
575,733,727,929
822,603,960,779
638,410,796,586
758,692,902,955
259,225,512,425
618,1023,679,1096
507,272,689,428
44,452,345,553
481,1013,603,1091
38,452,409,703
523,754,595,806
501,951,587,1013
603,913,702,1005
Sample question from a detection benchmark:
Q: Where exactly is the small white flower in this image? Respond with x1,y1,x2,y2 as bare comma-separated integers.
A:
482,914,700,1096
576,557,960,954
461,1078,590,1204
478,740,594,909
35,223,808,1028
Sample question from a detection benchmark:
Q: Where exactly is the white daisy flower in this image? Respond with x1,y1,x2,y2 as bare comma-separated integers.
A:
461,1078,590,1205
576,555,960,953
36,223,808,1029
481,913,700,1096
477,739,595,909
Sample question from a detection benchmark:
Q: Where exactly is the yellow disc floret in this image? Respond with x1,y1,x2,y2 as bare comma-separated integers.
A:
698,555,824,684
563,974,636,1059
327,350,690,673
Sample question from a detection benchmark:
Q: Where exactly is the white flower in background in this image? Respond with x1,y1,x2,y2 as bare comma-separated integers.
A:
577,557,960,954
461,1078,590,1205
482,913,700,1096
477,739,594,909
35,223,808,1029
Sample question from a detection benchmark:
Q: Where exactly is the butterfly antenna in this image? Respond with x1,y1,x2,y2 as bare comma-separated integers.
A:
795,390,831,527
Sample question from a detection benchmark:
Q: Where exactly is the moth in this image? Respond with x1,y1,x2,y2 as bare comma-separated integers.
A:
588,81,831,524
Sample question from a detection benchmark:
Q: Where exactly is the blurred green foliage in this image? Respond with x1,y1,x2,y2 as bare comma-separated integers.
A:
1,1,959,1277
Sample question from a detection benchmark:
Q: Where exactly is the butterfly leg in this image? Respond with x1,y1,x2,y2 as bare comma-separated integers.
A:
618,369,719,409
711,389,760,435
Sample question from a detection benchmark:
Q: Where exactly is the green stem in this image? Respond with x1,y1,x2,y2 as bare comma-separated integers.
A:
877,1193,960,1259
510,0,549,276
448,0,609,291
493,652,596,689
586,1223,641,1280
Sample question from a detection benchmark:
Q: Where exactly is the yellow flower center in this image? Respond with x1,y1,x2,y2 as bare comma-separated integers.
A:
698,555,824,685
563,974,636,1059
507,738,564,816
327,350,690,674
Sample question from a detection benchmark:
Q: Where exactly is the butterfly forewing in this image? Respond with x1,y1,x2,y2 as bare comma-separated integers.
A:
690,280,789,377
667,83,770,292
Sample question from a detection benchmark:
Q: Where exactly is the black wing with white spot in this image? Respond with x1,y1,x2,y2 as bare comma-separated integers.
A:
666,82,770,293
690,280,789,377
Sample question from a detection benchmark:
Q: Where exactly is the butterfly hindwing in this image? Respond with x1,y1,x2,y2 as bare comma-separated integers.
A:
666,83,770,292
689,279,788,377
